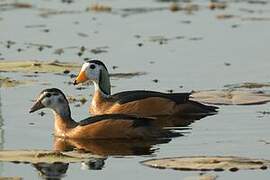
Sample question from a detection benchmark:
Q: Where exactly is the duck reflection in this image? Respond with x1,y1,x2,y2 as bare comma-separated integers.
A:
31,113,214,179
81,158,105,170
31,137,173,179
53,137,172,156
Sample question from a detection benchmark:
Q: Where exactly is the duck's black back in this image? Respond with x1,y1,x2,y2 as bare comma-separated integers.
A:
109,90,191,105
78,114,153,127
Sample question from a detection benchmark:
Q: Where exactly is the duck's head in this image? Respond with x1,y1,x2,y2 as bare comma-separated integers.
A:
73,60,111,95
29,88,70,114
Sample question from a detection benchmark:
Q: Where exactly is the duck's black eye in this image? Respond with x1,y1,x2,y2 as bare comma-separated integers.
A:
90,64,96,69
45,93,51,98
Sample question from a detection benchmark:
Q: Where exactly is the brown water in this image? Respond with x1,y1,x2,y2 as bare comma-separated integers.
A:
1,0,270,179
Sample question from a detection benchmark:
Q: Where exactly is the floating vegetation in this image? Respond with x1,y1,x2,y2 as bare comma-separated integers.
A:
259,140,270,144
182,4,199,13
67,95,88,106
216,14,235,20
189,37,203,41
169,3,199,13
1,40,16,49
0,77,34,88
156,0,183,2
0,61,146,80
248,0,267,5
242,17,270,21
258,111,270,115
147,35,184,44
0,60,80,74
24,42,53,49
0,177,22,180
169,3,181,12
191,90,270,105
0,77,22,88
110,72,147,78
184,174,218,180
152,79,159,83
10,2,32,9
224,82,270,89
90,46,109,54
61,0,74,4
0,2,32,11
55,46,109,55
77,32,89,38
25,24,47,29
86,4,112,12
208,2,227,10
120,7,167,17
142,156,270,171
0,150,103,164
39,9,82,18
257,111,270,118
54,48,64,55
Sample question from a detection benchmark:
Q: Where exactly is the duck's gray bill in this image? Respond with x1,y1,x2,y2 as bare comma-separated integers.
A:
29,101,44,113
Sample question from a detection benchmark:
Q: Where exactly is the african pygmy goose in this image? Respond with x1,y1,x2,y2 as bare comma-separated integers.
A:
29,88,167,139
73,60,218,117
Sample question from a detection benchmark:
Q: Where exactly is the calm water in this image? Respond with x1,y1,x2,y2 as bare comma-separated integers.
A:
1,0,270,179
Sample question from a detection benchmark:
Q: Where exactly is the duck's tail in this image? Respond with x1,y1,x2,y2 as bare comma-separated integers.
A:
176,100,218,115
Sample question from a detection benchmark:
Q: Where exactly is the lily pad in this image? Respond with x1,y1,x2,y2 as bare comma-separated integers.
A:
191,90,270,105
142,156,270,171
0,150,103,164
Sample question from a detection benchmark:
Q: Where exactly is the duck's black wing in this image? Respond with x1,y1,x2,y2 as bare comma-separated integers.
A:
108,90,191,105
78,114,153,127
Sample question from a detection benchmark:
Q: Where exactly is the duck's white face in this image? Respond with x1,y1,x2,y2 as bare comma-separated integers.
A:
29,89,67,113
73,62,104,85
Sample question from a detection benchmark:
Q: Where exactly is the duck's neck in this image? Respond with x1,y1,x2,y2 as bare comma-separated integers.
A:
52,105,77,137
96,70,111,96
91,81,110,113
93,81,110,98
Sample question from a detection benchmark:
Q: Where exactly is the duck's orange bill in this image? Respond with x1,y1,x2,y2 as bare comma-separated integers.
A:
73,71,87,85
